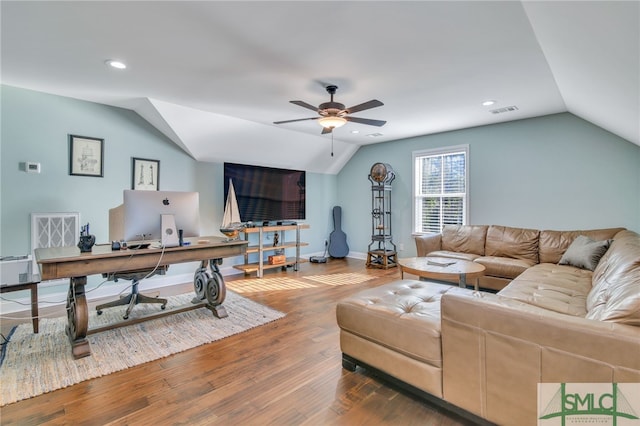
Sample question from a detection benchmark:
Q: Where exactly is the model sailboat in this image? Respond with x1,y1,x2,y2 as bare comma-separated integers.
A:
220,179,244,241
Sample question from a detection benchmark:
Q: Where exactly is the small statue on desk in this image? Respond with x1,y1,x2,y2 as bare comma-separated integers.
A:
78,223,96,253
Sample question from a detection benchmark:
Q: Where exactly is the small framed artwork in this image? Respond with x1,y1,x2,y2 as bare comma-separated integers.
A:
69,135,104,177
132,157,160,191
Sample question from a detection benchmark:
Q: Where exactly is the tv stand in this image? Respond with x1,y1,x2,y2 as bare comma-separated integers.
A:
233,224,309,277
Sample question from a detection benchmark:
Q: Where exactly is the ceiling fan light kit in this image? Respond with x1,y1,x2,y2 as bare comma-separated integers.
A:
318,116,347,129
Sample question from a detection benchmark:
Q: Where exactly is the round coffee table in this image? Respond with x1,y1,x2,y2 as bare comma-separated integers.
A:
398,256,486,290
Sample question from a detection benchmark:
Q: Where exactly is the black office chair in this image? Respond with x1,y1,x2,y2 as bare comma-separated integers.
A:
96,267,168,319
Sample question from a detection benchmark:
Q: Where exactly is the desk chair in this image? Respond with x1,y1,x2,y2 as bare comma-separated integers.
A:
96,267,168,320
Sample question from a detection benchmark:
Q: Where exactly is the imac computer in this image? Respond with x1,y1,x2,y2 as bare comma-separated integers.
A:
121,190,200,246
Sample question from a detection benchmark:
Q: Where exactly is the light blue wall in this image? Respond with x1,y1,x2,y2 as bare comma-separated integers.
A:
337,113,640,257
1,85,197,255
1,86,336,293
3,86,638,271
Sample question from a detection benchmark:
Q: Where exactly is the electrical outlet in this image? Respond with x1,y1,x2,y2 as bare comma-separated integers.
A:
399,243,405,251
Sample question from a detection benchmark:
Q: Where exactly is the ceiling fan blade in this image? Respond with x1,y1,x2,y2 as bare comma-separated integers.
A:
321,127,333,134
345,99,383,114
346,116,387,127
273,117,318,125
290,100,319,112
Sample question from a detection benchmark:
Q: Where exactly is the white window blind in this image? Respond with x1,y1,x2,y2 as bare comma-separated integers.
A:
413,146,468,234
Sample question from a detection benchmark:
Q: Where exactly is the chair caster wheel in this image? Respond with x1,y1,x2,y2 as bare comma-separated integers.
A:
97,310,103,315
123,315,129,320
161,304,166,310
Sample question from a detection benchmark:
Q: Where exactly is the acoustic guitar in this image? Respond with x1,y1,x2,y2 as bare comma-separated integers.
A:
328,206,349,258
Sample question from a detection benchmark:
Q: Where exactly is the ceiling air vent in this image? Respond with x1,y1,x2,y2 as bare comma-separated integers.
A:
366,132,384,138
489,105,519,114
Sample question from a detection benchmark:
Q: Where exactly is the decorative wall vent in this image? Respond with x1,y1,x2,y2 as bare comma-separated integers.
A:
489,105,519,114
30,212,80,284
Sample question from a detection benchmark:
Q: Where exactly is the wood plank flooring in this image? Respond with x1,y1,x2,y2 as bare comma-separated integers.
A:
1,258,475,425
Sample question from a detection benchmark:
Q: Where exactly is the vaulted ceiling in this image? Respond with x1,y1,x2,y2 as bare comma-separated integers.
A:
2,1,638,174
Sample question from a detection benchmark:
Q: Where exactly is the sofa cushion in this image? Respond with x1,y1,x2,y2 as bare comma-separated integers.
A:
485,225,540,263
539,228,625,264
441,225,488,255
559,235,612,271
498,263,593,316
415,233,442,257
426,250,480,262
587,230,640,325
475,256,535,280
336,280,461,367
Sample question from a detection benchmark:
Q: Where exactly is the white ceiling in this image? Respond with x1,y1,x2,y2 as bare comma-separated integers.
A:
2,1,638,174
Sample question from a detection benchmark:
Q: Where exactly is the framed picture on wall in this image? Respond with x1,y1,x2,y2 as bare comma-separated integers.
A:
69,135,104,177
132,157,160,191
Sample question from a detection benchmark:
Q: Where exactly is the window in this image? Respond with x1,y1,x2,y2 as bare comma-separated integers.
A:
413,145,468,234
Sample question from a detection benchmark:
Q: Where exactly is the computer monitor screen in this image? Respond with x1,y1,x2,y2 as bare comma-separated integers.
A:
122,190,200,243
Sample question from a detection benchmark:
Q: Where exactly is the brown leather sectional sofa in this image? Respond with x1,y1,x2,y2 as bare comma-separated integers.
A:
414,224,625,291
336,225,640,425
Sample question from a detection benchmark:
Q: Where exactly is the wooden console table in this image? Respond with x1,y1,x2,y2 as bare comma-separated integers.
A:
233,224,309,278
35,236,247,359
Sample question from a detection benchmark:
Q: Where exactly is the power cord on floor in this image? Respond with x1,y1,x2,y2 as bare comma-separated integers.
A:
0,331,11,357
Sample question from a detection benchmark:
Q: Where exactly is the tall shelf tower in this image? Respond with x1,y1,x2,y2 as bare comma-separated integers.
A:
366,163,397,269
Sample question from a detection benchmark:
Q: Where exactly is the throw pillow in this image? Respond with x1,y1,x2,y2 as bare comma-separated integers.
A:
559,235,612,271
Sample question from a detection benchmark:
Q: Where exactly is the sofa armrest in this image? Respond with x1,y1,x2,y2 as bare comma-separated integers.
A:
414,233,442,256
440,291,640,425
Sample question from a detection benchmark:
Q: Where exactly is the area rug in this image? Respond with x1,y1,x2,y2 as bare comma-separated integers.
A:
0,291,285,406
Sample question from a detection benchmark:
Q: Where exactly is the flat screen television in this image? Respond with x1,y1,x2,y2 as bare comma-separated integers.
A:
224,163,306,223
122,190,200,243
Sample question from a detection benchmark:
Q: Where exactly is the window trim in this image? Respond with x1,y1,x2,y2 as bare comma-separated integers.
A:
412,144,469,235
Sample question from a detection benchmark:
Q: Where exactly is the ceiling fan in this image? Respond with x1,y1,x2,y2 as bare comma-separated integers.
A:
273,85,386,134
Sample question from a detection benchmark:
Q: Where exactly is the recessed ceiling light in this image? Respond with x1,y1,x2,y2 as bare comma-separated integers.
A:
105,59,127,69
351,130,360,134
482,100,496,106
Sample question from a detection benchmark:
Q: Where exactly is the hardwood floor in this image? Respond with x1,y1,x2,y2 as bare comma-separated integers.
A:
1,258,475,425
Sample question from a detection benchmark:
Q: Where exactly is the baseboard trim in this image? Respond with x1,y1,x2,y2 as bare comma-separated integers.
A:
305,251,368,261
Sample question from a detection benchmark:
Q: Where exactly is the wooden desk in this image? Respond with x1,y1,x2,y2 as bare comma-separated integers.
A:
35,237,247,359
